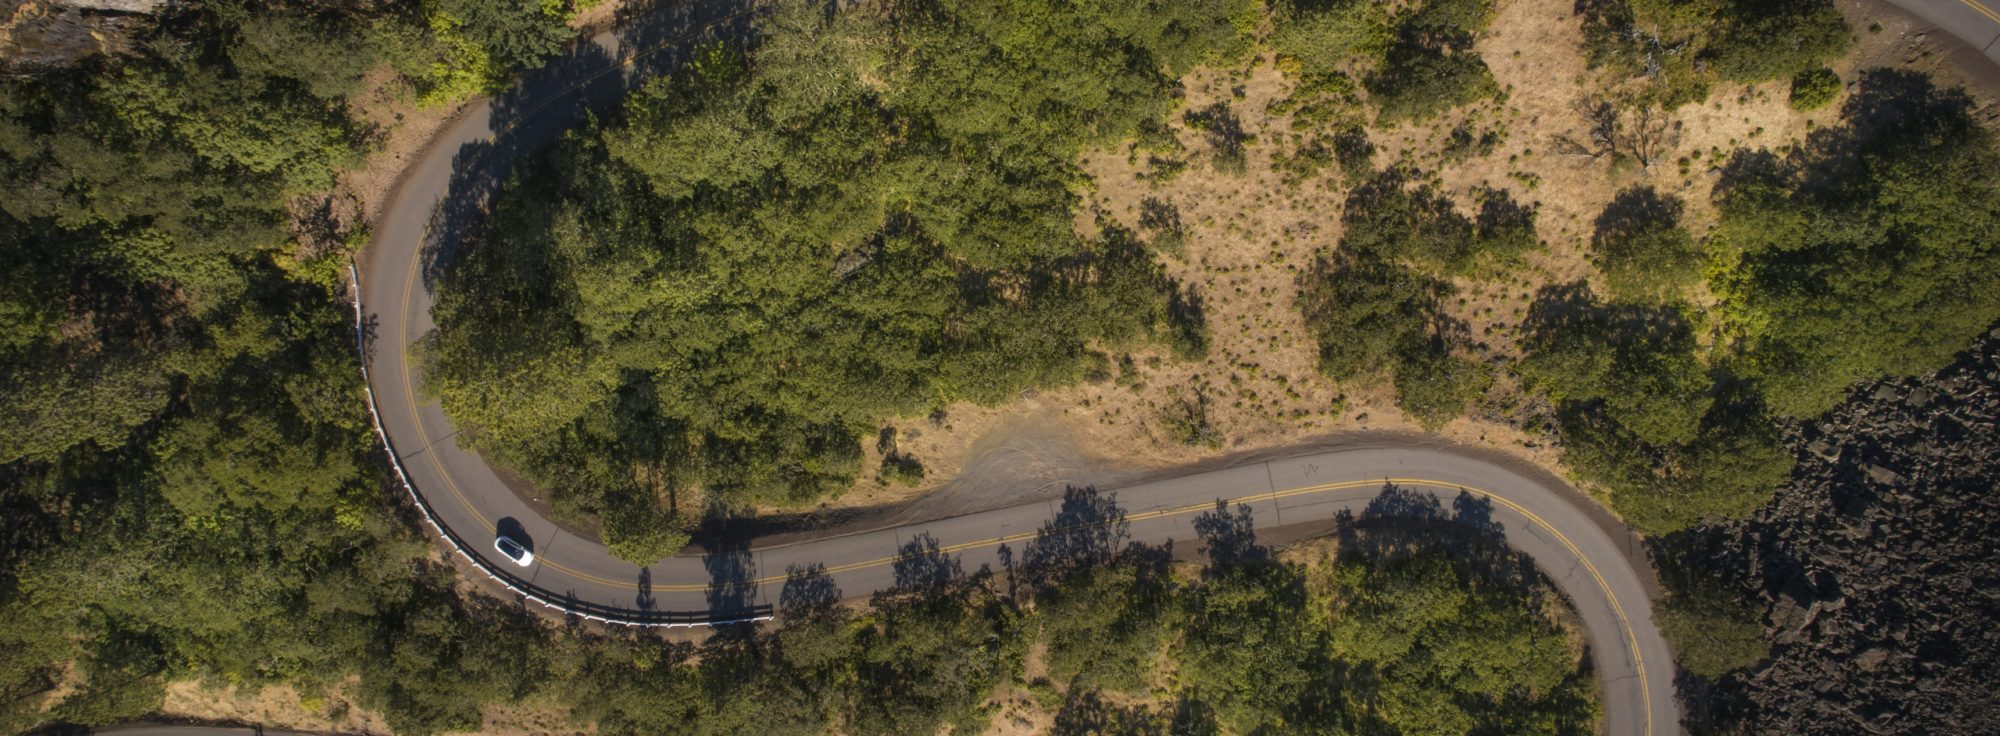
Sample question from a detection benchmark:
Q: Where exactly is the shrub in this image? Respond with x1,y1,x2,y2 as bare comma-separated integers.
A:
1592,187,1702,302
1367,42,1500,124
1788,66,1841,110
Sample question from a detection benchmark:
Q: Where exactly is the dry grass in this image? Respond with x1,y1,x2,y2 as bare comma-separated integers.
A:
159,677,594,736
808,0,2000,519
160,679,393,735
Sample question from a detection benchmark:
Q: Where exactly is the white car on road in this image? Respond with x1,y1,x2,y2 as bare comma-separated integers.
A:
494,535,534,567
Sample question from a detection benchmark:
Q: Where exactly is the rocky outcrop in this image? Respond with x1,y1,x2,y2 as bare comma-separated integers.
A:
1690,326,2000,734
1,0,172,74
60,0,166,11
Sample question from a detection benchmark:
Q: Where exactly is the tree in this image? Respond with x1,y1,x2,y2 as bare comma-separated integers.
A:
1789,66,1842,110
1180,559,1318,732
1360,0,1503,124
1367,41,1500,124
1037,561,1175,692
852,586,1026,736
1520,287,1790,533
0,2,590,732
425,0,575,74
1653,541,1772,677
1557,393,1790,534
1393,345,1492,430
1592,187,1703,302
1706,0,1852,83
1551,96,1682,171
1580,0,1849,107
1301,171,1528,428
1299,252,1443,382
1714,70,2000,418
1270,0,1392,75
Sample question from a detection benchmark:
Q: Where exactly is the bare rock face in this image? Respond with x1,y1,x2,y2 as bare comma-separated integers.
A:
1687,326,2000,734
59,0,167,11
1,0,172,74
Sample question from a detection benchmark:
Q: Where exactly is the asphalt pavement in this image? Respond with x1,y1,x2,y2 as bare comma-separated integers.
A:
1885,0,2000,66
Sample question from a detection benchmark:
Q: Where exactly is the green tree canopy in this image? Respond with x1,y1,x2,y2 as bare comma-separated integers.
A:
426,0,1235,556
1715,70,2000,418
1300,170,1528,428
1592,186,1704,303
1519,286,1793,533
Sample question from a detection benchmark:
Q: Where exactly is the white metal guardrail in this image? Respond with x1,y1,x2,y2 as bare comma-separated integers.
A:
347,263,772,628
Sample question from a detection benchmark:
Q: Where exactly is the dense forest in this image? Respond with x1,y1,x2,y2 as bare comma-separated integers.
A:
424,0,1246,558
0,0,596,730
3,0,1999,732
556,487,1598,736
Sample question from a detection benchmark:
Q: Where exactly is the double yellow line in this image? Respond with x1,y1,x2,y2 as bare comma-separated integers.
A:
1955,0,2000,27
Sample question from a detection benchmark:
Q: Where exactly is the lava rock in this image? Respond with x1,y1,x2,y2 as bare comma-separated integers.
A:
1685,327,2000,735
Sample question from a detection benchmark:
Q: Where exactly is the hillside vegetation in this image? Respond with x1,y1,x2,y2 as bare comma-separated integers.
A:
428,0,1988,551
0,0,602,731
2,0,1998,732
424,0,1250,558
558,487,1598,736
1518,71,2000,534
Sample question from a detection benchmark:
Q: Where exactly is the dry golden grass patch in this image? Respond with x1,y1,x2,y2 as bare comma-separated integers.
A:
809,0,1997,517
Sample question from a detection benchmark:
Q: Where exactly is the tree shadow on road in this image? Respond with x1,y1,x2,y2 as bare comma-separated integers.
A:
1335,482,1543,599
1021,485,1130,590
779,562,841,620
1193,499,1268,570
889,532,962,596
703,533,759,635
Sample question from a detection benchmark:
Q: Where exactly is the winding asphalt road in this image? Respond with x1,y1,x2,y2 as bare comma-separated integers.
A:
344,0,1995,732
1888,0,2000,65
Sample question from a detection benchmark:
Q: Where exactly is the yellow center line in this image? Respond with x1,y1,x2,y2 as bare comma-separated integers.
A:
1956,0,2000,25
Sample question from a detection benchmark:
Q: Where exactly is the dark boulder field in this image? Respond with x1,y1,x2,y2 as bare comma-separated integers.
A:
1686,326,2000,735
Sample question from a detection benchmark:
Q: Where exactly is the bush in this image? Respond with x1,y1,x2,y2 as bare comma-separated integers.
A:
1788,66,1842,110
879,452,926,486
1367,42,1500,124
1592,187,1703,302
1159,389,1225,449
